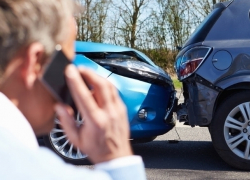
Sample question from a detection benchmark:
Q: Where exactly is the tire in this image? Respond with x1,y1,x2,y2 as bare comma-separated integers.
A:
43,114,90,165
210,90,250,170
131,136,157,144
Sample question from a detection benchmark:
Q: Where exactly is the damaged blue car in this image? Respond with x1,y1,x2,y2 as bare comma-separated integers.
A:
42,41,176,164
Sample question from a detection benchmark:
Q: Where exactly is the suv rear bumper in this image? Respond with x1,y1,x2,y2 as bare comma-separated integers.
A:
178,75,220,127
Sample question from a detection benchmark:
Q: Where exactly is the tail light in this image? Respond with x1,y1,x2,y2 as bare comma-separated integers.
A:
179,47,211,80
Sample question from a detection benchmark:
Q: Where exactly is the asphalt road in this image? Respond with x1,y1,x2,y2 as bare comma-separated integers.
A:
128,90,248,179
131,126,249,180
80,126,250,179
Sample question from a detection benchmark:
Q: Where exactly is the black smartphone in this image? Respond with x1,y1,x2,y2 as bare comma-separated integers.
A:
40,49,75,108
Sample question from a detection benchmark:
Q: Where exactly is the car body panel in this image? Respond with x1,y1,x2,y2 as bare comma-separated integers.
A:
75,41,157,67
205,0,249,43
216,74,250,90
74,54,112,78
76,41,133,52
194,41,250,86
74,41,175,138
107,73,173,138
175,0,250,127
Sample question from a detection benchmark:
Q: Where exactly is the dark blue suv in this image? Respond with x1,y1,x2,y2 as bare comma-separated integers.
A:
175,0,250,170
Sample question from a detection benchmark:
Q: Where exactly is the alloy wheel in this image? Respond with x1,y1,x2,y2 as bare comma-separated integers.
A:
49,112,87,160
224,102,250,160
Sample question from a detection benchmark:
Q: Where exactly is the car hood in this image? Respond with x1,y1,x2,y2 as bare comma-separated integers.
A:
75,41,173,87
75,41,157,67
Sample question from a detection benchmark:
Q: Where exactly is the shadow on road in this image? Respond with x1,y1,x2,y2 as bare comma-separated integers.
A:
132,140,239,171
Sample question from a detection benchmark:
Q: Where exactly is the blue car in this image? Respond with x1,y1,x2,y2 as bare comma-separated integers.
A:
42,41,176,164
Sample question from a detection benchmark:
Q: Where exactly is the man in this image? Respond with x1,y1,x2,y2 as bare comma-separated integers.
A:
0,0,146,179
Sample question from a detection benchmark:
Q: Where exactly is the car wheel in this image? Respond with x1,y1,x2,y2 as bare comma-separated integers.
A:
210,90,250,170
43,112,90,165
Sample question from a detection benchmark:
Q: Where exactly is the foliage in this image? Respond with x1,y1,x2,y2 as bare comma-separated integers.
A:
173,78,183,90
139,48,178,75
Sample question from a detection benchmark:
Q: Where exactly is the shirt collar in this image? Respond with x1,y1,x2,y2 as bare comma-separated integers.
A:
0,92,39,150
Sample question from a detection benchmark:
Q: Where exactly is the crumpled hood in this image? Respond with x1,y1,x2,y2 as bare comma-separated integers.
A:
75,41,173,87
96,59,173,87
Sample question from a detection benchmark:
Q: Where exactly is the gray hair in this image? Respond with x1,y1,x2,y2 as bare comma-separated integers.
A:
0,0,77,74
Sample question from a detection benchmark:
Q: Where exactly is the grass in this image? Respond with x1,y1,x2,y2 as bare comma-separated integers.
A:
172,78,182,90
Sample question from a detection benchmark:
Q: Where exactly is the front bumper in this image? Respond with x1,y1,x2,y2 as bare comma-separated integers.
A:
164,91,178,125
107,73,176,138
129,89,176,138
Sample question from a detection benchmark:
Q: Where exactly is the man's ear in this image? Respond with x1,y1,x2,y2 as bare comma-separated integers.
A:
21,43,44,89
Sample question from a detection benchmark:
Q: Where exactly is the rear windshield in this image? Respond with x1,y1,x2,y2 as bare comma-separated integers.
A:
183,5,225,48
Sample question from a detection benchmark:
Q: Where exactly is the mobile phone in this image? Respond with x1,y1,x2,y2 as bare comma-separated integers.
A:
40,49,75,108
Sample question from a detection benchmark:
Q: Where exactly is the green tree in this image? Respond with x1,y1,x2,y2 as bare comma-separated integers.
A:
112,0,151,48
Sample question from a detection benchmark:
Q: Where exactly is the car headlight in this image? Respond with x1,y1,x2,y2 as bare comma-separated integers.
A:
179,46,211,80
96,59,173,87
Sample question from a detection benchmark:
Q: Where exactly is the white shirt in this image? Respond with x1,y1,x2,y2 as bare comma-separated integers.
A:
0,93,145,180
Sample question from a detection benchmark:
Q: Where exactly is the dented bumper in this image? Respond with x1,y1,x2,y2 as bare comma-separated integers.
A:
165,91,178,125
178,75,220,127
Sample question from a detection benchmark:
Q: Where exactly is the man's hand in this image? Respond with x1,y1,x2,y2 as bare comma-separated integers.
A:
55,65,133,164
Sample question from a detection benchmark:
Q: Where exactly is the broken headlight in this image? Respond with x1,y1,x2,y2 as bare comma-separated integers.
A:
96,59,173,87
